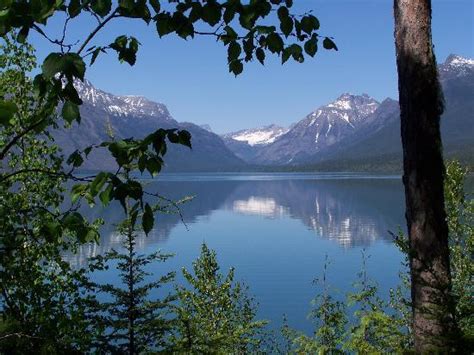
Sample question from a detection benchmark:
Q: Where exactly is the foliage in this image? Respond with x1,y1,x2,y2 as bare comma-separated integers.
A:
0,1,334,353
444,161,474,341
391,160,474,346
282,160,473,354
85,203,176,353
284,254,407,355
171,243,267,353
0,35,99,353
0,35,190,352
283,256,347,354
343,252,405,354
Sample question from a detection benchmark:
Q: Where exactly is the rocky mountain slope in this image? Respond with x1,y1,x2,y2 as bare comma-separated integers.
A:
53,80,246,172
301,54,474,171
254,93,380,165
222,54,473,170
55,54,473,173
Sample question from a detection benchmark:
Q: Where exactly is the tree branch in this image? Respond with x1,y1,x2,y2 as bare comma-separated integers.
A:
77,8,121,55
0,118,46,161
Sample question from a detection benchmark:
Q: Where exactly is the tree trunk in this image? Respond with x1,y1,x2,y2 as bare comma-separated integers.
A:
393,0,459,351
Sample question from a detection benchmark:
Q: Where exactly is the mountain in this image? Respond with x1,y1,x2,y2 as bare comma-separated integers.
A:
199,124,213,132
300,54,474,171
221,124,288,161
221,54,473,170
53,80,246,172
55,54,473,173
224,94,380,165
223,124,289,146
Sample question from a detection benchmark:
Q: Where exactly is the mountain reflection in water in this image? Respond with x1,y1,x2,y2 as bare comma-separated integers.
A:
69,174,405,265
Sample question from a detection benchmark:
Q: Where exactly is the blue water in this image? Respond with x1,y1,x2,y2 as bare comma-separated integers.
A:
75,173,407,333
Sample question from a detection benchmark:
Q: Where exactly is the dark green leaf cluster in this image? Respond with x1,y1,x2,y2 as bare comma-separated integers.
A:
0,0,335,87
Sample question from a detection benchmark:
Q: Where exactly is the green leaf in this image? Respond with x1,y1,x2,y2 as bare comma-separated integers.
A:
282,44,303,63
149,0,160,13
138,154,147,173
277,6,293,37
142,203,154,235
301,15,320,34
90,47,102,65
229,59,243,76
68,0,81,17
91,0,112,17
282,47,291,64
42,221,62,242
254,25,276,35
304,35,318,57
65,53,86,80
67,150,84,168
90,172,108,196
266,33,283,53
119,0,134,11
201,1,221,26
223,5,235,24
99,183,113,206
42,53,63,79
71,184,87,203
110,36,140,65
277,6,289,21
224,26,238,40
155,13,173,37
146,156,162,176
280,16,293,37
323,37,338,51
256,48,265,65
178,130,192,148
42,53,86,80
17,26,29,43
227,41,241,62
62,101,80,124
0,100,17,126
172,12,194,39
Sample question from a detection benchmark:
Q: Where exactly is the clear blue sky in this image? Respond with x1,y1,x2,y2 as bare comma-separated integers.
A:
30,0,473,133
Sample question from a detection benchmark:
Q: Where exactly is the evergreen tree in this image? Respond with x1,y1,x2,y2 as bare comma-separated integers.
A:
171,243,266,353
86,203,175,354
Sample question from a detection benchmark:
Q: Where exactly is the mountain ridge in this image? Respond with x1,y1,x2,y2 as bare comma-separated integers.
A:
56,54,473,172
221,54,473,170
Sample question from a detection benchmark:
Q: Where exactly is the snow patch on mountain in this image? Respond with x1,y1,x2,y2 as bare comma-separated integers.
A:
306,93,380,128
439,54,474,79
74,79,172,119
223,125,289,146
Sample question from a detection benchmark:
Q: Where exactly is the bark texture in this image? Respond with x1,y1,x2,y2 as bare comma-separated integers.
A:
393,0,459,352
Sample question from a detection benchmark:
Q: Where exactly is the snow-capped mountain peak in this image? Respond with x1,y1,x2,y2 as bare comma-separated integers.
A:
326,93,357,110
444,54,474,68
439,54,474,79
308,93,380,127
223,124,289,146
74,79,172,119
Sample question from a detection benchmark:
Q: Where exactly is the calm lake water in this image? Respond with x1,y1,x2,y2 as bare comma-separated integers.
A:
74,173,407,333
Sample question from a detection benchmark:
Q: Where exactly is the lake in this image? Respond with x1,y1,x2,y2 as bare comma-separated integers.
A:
73,173,407,334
